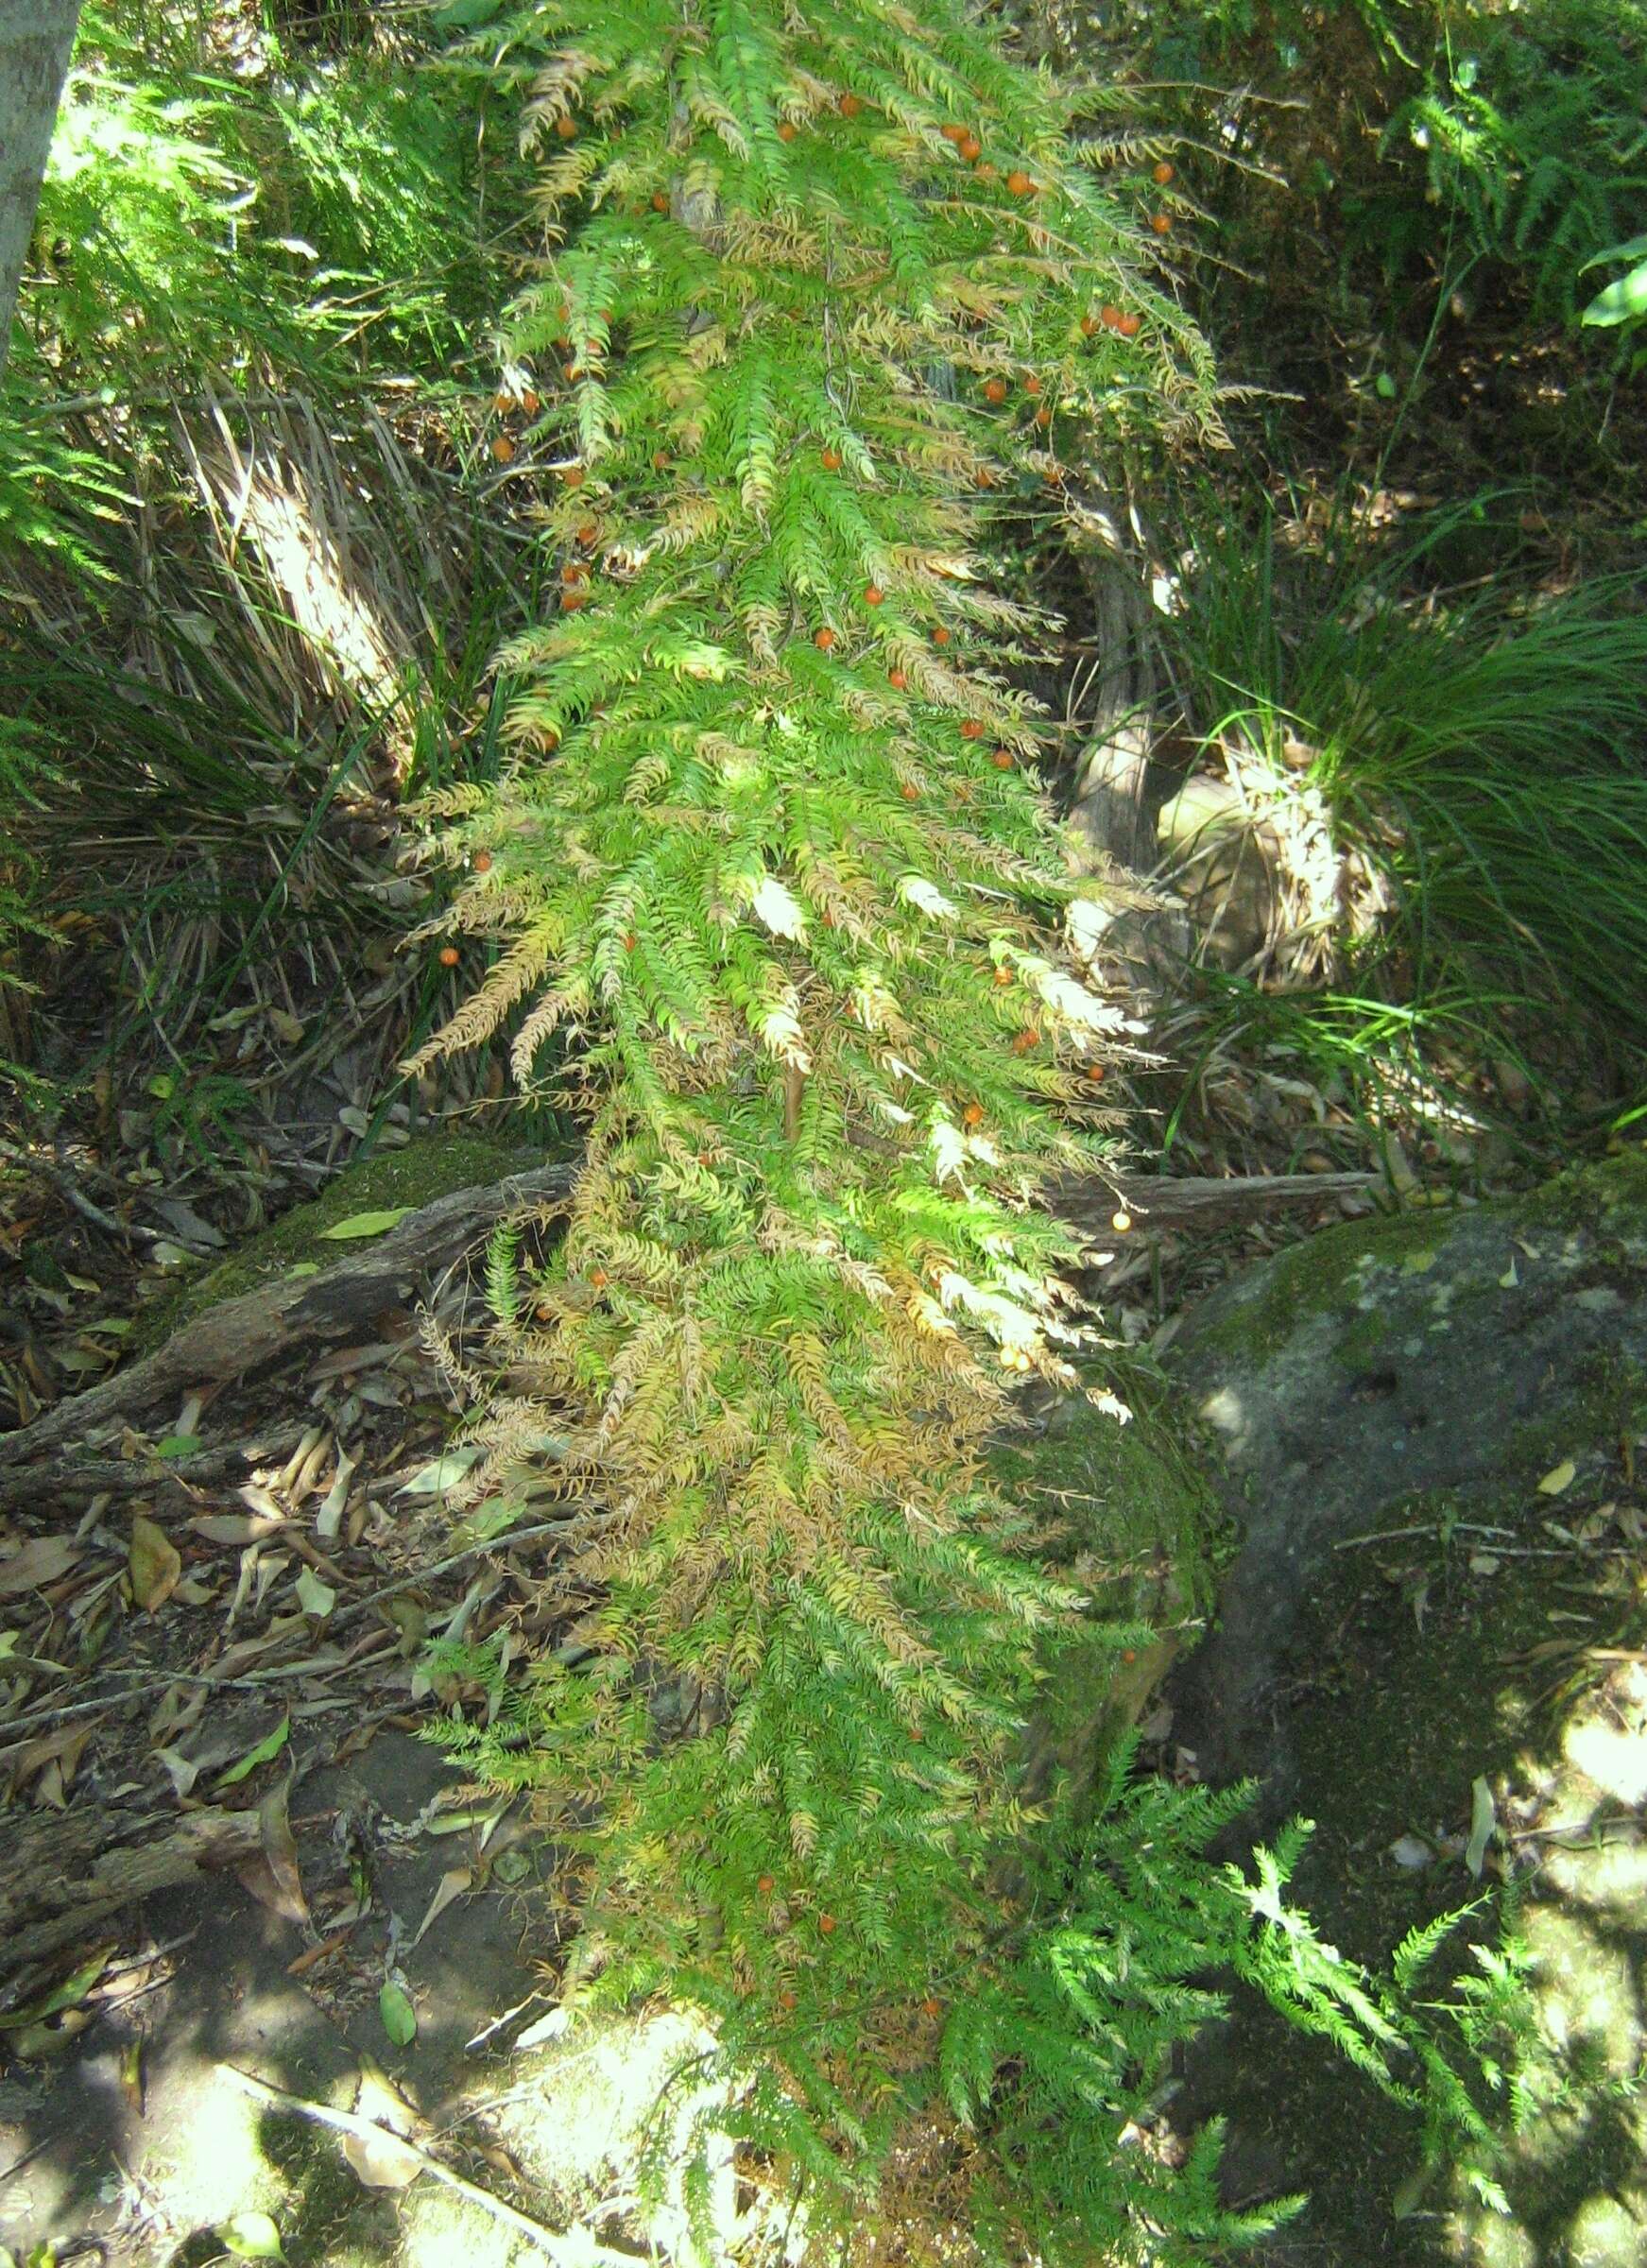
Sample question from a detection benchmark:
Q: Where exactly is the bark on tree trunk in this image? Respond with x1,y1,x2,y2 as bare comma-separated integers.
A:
0,1,81,384
1063,474,1192,875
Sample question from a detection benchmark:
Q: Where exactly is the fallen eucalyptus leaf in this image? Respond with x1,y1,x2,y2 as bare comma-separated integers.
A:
395,1446,485,1498
341,2063,424,2190
1537,1459,1577,1497
235,1782,308,1927
153,1433,205,1461
1465,1776,1497,1879
152,1745,200,1800
0,1537,81,1597
318,1209,412,1241
294,1568,336,1620
129,1516,181,1613
379,1980,418,2049
412,1867,472,1946
215,1715,291,1790
216,2209,285,2260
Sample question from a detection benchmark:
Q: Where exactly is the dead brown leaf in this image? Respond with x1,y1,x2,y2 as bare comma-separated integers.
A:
0,1534,82,1596
129,1515,182,1612
234,1779,309,1928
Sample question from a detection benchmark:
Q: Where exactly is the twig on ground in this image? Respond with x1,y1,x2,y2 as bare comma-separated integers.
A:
215,2062,644,2266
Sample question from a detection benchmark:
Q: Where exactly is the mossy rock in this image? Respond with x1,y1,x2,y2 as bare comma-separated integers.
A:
1165,1149,1647,1805
130,1129,562,1357
1158,1150,1647,2262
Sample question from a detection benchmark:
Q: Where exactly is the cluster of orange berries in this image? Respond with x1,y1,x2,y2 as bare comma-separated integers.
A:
938,118,1037,197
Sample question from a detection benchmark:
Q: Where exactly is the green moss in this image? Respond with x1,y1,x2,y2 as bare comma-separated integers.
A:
1519,1145,1647,1237
129,1128,563,1357
1502,1348,1647,1476
1175,1204,1455,1367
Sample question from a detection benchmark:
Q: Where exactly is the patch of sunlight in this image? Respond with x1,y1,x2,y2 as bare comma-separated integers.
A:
131,2052,283,2229
400,2187,527,2268
494,2007,740,2268
188,407,419,766
1567,2193,1647,2267
1563,1674,1647,1808
1198,1385,1245,1444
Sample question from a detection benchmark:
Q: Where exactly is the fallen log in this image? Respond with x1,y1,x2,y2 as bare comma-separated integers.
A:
0,1802,266,1980
1055,1167,1381,1231
0,1157,1378,1484
0,1160,576,1471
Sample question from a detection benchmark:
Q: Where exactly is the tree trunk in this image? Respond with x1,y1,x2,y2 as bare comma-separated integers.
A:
1063,474,1193,875
0,1,80,384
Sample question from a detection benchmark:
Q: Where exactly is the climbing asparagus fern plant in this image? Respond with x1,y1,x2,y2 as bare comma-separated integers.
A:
412,0,1551,2253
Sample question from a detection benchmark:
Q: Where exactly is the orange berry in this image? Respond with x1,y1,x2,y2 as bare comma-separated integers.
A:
1084,1062,1106,1083
759,1873,776,1893
887,667,908,690
1153,160,1175,185
472,851,493,873
652,450,669,471
991,748,1013,769
958,134,982,163
1023,374,1041,396
820,446,842,470
1150,211,1173,235
993,969,1012,987
1100,303,1124,331
818,1913,838,1934
984,377,1007,404
490,435,516,463
975,162,996,181
778,120,798,143
521,389,540,416
931,626,951,646
1011,1027,1041,1054
556,114,577,140
1122,1647,1138,1664
562,589,587,612
493,390,512,414
1035,405,1051,427
838,92,862,117
779,1989,798,2010
960,719,984,740
575,521,599,545
1081,314,1098,336
901,782,918,801
438,945,460,968
562,560,589,583
814,626,836,650
863,584,884,606
962,1102,985,1127
590,1267,609,1288
1111,1209,1132,1232
922,1997,943,2018
977,465,995,488
652,191,669,212
562,466,585,489
940,122,967,144
1006,169,1034,196
624,932,637,951
1118,312,1142,338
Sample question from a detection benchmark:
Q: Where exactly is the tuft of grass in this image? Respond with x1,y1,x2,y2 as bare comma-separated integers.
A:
1160,491,1647,1106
